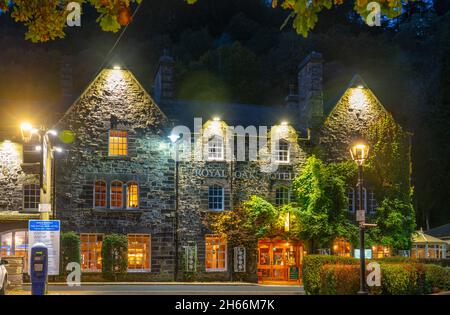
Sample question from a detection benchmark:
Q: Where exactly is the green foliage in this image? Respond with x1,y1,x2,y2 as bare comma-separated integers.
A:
60,232,81,276
101,234,128,280
319,264,360,295
292,156,358,248
424,264,450,292
0,0,141,42
378,263,426,295
302,255,358,295
242,196,278,238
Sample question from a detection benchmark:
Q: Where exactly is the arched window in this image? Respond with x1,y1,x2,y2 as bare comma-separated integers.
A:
208,136,224,161
347,188,355,213
23,184,40,211
208,185,224,211
94,181,107,208
274,139,290,163
275,187,290,206
126,182,139,209
110,181,123,209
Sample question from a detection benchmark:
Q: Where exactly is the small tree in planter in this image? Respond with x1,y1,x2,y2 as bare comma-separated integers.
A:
60,232,81,278
101,234,128,281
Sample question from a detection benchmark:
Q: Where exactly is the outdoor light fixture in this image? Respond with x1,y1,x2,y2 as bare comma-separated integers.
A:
20,122,35,143
357,84,364,89
168,134,181,143
213,117,221,122
113,65,121,70
53,147,63,153
281,121,288,126
47,130,58,136
350,143,369,166
35,145,42,152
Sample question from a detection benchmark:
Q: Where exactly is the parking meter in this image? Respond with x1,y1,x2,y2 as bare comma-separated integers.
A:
30,243,48,295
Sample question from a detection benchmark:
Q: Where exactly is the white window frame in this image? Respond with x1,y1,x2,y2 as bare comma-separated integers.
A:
205,235,227,272
274,139,290,163
23,184,40,212
207,136,224,161
208,185,224,211
108,130,128,157
275,186,290,206
127,234,151,272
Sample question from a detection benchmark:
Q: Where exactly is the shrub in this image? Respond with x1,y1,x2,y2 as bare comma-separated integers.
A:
303,255,358,295
101,234,128,280
60,232,80,276
424,264,450,292
320,264,360,295
379,263,426,295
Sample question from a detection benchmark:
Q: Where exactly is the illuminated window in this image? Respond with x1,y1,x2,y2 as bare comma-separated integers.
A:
109,130,128,157
80,234,103,272
208,185,224,211
274,139,289,163
110,181,123,209
332,238,351,257
275,187,290,206
208,136,224,161
205,235,227,272
0,230,28,271
23,184,40,211
372,245,391,259
126,182,139,209
348,188,355,213
94,181,107,208
128,234,150,271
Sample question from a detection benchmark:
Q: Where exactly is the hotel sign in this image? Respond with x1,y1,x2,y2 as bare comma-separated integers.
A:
190,168,293,181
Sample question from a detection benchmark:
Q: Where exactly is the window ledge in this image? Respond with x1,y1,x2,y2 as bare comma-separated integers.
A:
105,156,131,161
205,269,227,273
92,208,143,214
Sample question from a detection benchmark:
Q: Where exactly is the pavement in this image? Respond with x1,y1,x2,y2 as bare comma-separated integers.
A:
7,282,305,295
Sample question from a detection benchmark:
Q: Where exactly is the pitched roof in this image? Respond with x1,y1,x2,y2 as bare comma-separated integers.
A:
412,229,447,244
426,223,450,239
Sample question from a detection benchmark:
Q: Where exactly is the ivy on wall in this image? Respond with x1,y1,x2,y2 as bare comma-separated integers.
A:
101,234,128,280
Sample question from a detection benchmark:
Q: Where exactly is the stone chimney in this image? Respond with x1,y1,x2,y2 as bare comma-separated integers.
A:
298,52,324,129
153,50,175,104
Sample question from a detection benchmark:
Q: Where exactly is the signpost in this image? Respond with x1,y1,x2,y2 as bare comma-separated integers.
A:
28,220,60,275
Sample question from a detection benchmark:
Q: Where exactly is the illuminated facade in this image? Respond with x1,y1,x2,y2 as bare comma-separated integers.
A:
0,52,411,282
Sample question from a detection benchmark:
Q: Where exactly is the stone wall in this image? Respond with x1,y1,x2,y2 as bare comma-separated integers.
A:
4,256,24,287
0,142,39,212
54,69,176,275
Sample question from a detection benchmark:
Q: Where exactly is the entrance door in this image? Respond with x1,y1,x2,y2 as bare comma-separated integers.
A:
257,240,303,284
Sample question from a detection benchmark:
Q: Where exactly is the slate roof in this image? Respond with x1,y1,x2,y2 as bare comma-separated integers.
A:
158,99,309,136
426,223,450,239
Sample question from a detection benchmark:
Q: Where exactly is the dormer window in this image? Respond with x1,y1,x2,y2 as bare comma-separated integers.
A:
208,136,224,161
109,130,128,157
274,139,290,163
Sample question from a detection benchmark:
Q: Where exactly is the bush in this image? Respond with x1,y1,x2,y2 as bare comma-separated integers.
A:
379,263,426,295
424,264,450,292
60,232,80,276
303,255,358,295
320,264,360,295
101,234,128,280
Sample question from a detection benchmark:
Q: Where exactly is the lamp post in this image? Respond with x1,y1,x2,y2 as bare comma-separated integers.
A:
350,142,369,295
20,123,62,220
168,133,181,281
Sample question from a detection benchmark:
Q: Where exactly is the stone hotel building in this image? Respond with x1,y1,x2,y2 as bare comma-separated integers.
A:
0,52,411,283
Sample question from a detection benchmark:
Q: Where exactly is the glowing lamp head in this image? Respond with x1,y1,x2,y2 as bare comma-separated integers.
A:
20,122,36,143
281,121,288,126
350,143,369,165
53,146,63,153
35,145,42,152
168,134,180,143
212,117,221,122
113,65,121,70
20,122,33,132
47,130,58,136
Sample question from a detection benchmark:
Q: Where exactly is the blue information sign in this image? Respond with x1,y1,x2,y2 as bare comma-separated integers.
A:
29,220,60,232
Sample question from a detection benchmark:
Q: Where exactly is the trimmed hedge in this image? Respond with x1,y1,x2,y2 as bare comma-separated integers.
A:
303,255,358,295
101,234,128,280
60,232,81,276
320,264,360,295
317,259,450,295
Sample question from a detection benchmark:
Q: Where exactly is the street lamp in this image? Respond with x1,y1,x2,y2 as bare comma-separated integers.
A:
168,133,181,281
350,142,369,295
20,122,60,220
